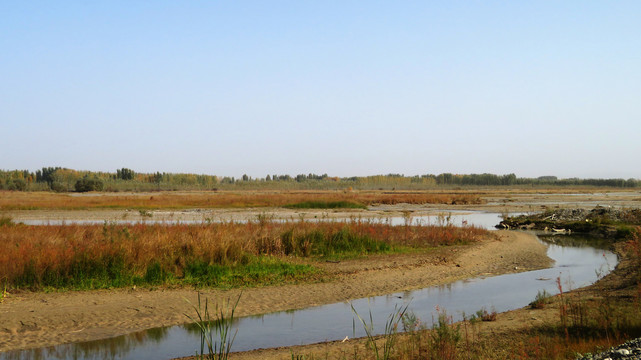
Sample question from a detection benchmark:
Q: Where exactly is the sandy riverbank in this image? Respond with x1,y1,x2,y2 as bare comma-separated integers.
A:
0,231,550,353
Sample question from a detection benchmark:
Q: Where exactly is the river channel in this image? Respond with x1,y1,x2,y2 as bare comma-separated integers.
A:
1,231,617,360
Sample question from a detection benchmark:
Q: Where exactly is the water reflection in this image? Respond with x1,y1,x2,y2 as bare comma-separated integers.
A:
1,327,168,360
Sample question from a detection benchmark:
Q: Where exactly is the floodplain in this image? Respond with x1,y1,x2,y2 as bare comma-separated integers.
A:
1,188,641,359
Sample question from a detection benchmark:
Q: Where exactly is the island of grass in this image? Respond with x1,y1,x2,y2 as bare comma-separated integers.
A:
0,219,487,291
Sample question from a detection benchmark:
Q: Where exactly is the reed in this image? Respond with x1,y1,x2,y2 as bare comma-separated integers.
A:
351,302,409,360
184,293,240,360
0,220,488,290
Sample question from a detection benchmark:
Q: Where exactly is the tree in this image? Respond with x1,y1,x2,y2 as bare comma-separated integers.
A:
116,168,135,180
36,167,61,185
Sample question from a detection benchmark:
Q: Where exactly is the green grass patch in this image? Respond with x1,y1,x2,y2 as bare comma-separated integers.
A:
0,216,14,226
183,256,319,288
283,201,367,210
16,253,138,290
15,255,318,291
281,227,392,259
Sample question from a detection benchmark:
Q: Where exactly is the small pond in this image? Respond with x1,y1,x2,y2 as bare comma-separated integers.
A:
1,233,616,360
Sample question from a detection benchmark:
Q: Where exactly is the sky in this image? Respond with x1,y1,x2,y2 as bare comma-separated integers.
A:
2,1,640,179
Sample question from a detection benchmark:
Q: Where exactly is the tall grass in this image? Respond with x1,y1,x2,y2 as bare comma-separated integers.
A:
351,302,409,360
0,220,488,290
185,293,240,360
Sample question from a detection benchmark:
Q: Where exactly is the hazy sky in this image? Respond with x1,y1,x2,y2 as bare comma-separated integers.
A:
2,1,640,179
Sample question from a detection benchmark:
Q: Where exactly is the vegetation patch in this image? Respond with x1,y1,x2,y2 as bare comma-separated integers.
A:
0,220,487,291
281,227,391,259
183,256,318,288
283,200,367,210
0,190,483,211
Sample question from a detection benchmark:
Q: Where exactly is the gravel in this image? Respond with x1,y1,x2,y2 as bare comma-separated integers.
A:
576,338,641,360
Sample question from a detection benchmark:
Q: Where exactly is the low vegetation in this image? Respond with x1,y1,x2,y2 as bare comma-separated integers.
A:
529,290,553,309
0,220,488,291
0,190,483,210
284,201,367,210
184,293,240,360
287,227,641,359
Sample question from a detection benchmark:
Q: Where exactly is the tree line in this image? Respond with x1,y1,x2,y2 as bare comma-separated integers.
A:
0,168,639,192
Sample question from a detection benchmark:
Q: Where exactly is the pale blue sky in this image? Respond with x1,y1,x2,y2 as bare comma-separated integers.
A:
2,1,640,179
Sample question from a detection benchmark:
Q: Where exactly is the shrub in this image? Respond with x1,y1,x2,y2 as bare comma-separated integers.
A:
530,290,553,309
75,177,104,192
51,181,69,192
6,179,27,191
0,216,14,227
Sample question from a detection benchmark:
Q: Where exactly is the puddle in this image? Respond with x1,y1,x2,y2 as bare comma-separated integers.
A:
1,234,616,360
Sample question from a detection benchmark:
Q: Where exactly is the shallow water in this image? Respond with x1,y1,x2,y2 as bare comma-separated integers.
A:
1,234,616,360
19,210,510,230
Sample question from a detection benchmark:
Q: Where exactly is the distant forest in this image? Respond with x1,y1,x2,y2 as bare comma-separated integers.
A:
0,167,639,192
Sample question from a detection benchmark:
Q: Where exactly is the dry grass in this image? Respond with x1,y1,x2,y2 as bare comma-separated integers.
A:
0,190,484,210
0,220,488,290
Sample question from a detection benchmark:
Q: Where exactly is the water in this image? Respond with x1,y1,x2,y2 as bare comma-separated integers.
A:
19,210,510,230
1,234,616,360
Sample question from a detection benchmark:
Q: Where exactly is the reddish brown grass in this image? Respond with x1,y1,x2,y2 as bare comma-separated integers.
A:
0,190,484,210
0,220,489,290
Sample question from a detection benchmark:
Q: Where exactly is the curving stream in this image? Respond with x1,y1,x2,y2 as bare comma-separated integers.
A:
1,231,617,360
1,211,617,360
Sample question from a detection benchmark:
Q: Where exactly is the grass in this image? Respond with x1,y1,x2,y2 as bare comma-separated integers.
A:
184,293,240,360
529,290,553,309
284,201,368,210
0,215,14,226
351,301,409,360
183,257,318,288
0,220,488,291
0,190,484,210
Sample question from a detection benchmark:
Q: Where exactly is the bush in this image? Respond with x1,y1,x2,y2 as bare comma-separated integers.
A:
7,178,27,191
75,177,104,192
51,181,69,192
530,290,553,309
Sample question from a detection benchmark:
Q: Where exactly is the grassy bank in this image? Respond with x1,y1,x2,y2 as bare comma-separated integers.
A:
0,219,488,291
285,228,641,360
